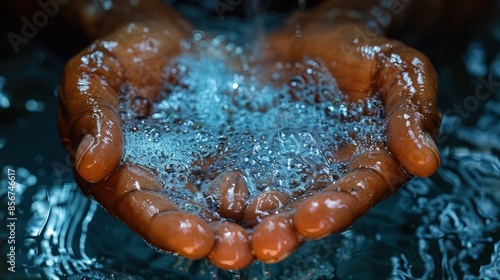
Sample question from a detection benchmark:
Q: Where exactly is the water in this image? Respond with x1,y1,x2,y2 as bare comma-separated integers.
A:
1,4,500,280
120,35,386,220
2,128,499,279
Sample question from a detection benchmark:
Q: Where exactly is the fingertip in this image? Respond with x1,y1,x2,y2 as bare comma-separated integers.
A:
76,132,122,183
146,212,215,259
392,131,440,178
293,192,359,239
251,213,301,263
388,108,441,178
208,221,253,270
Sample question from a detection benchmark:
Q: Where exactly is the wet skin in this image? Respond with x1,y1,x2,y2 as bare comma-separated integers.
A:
58,1,441,270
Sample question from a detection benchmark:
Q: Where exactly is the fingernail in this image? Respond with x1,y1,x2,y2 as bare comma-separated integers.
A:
76,134,95,172
423,132,440,166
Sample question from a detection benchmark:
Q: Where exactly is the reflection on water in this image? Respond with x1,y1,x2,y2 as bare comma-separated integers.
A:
1,114,499,278
1,7,500,280
1,102,498,279
390,152,500,279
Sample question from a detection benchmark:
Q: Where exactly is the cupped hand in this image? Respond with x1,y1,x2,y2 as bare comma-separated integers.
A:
58,11,259,268
265,17,441,239
58,7,441,272
57,9,220,257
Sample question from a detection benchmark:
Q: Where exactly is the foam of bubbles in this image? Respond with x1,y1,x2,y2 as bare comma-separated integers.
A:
120,36,387,218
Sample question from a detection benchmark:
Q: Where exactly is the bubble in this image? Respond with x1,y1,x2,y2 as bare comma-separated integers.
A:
192,30,205,42
120,37,387,215
129,96,151,118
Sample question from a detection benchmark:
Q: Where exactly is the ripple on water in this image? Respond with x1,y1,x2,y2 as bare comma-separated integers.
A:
390,151,500,279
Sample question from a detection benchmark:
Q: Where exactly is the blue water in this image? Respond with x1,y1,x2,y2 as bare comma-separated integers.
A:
120,36,386,218
1,7,500,280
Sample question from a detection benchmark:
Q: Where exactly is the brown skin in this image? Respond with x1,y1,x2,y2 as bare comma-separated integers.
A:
251,213,302,263
55,0,455,270
242,191,290,228
204,171,250,221
208,221,254,270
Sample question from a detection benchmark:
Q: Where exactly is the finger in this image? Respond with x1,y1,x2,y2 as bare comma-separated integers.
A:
59,22,186,183
293,150,409,239
60,44,125,183
208,221,253,270
375,42,441,177
203,171,249,221
83,164,214,259
242,191,290,228
251,213,301,263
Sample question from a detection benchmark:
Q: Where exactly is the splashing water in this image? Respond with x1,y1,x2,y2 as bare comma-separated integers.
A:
119,36,387,219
